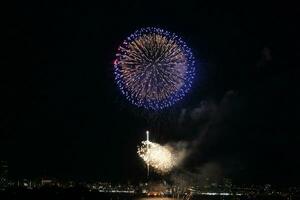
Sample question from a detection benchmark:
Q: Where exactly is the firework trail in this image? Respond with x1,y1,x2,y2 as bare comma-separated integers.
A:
114,27,195,110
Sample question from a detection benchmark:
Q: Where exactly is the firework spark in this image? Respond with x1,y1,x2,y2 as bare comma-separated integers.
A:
114,27,195,110
137,140,174,173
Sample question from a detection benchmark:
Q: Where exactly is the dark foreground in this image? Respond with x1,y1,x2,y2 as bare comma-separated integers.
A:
0,189,294,200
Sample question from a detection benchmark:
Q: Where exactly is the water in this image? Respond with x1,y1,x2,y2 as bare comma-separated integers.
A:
0,190,290,200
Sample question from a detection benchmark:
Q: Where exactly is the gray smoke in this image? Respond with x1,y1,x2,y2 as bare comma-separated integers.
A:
169,90,241,185
164,141,191,169
170,162,223,187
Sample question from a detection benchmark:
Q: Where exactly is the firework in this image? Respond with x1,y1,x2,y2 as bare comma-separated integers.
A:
138,140,174,173
137,131,188,174
114,27,195,110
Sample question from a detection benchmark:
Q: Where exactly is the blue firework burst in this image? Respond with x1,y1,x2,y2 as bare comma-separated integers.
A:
114,27,195,110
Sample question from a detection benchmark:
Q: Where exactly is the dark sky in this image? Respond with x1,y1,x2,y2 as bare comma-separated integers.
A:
1,1,300,185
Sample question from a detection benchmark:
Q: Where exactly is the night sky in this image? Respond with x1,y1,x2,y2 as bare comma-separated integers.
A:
2,1,300,185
